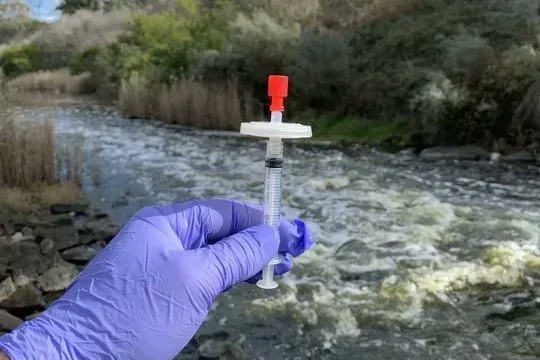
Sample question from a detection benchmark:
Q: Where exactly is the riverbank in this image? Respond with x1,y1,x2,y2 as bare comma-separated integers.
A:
0,183,119,333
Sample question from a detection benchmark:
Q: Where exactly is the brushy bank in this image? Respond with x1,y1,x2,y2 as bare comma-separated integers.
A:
3,0,540,151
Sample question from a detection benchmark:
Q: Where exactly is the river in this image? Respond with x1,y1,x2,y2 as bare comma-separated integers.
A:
21,103,540,359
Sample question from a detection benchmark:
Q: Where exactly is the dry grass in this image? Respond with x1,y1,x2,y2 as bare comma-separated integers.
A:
37,181,81,207
7,69,90,94
0,91,82,188
119,76,254,130
0,182,81,212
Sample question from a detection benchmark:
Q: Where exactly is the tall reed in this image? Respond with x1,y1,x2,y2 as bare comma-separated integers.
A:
119,76,255,130
0,91,82,188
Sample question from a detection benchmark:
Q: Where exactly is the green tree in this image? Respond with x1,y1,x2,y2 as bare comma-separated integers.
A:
57,0,99,14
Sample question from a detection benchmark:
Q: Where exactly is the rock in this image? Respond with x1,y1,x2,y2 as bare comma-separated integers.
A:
501,150,536,162
12,270,31,287
85,220,119,243
37,226,80,251
398,147,416,156
490,152,501,162
0,309,23,331
2,284,45,311
11,232,33,243
223,343,249,360
93,212,109,220
39,238,55,256
61,244,103,264
50,203,88,215
21,226,34,237
197,340,249,360
36,262,79,292
31,215,73,228
198,339,228,359
0,277,16,302
309,176,350,190
8,242,51,279
420,145,488,161
9,233,23,244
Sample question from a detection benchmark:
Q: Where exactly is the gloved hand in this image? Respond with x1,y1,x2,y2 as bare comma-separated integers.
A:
0,198,313,360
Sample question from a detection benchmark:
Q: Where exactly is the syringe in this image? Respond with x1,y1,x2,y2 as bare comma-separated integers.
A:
240,75,312,289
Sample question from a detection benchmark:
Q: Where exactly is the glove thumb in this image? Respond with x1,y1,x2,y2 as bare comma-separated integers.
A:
200,224,278,297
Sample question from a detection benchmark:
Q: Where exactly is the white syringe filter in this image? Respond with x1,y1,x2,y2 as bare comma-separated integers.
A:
240,121,312,139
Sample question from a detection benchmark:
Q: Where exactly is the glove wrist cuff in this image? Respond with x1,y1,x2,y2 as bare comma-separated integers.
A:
0,318,66,360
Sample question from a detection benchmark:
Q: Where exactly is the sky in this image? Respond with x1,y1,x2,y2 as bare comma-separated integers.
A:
27,0,61,21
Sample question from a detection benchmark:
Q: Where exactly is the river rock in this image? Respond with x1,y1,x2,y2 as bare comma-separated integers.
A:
309,176,351,190
420,145,488,160
36,261,79,292
39,238,55,256
85,220,119,243
61,244,103,264
30,214,74,228
197,339,249,360
8,242,51,279
501,150,536,162
37,226,80,251
10,232,34,243
2,284,45,310
0,277,16,302
50,203,89,215
0,309,23,331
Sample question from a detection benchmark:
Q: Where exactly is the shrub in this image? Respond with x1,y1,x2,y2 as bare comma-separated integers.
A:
0,19,45,45
0,43,42,77
30,8,134,69
195,9,300,111
7,69,89,94
285,30,351,115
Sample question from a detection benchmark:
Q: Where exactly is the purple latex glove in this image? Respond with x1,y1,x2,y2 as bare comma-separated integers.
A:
0,198,313,360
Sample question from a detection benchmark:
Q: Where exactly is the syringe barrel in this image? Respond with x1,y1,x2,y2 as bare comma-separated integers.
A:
264,137,283,252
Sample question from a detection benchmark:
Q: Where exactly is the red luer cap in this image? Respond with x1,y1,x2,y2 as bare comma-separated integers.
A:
268,75,288,112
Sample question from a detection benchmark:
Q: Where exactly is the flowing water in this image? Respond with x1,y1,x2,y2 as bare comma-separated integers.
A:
21,103,540,359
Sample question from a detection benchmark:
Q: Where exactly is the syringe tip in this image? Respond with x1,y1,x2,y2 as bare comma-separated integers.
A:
257,263,279,289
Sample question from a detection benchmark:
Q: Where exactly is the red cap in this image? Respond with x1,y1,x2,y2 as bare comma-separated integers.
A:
268,75,288,112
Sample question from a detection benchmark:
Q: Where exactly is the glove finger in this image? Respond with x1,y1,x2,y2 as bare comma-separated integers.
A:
196,224,279,297
134,199,315,253
278,218,315,257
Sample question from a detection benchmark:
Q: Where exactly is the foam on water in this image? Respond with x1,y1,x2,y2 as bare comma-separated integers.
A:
24,105,540,353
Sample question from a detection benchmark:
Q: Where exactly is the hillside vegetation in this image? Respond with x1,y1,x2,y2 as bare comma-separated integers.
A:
2,0,540,151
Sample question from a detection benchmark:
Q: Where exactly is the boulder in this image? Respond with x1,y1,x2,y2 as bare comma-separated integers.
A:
85,220,119,243
198,339,227,359
50,203,89,215
36,262,79,292
420,145,488,161
0,309,23,331
308,176,351,190
8,241,51,279
37,226,80,251
198,340,249,360
2,284,45,311
39,238,55,256
0,277,16,303
31,215,74,228
11,232,34,243
62,244,104,264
